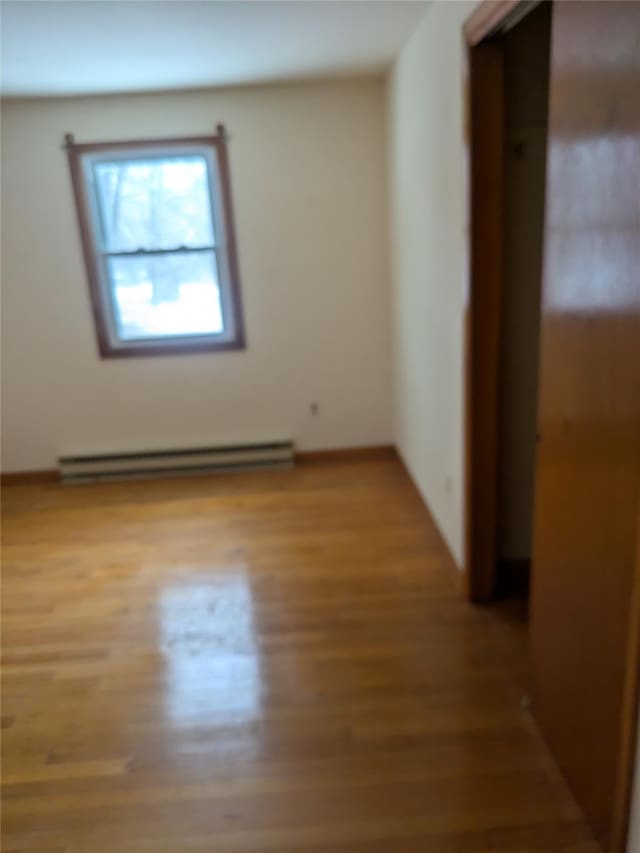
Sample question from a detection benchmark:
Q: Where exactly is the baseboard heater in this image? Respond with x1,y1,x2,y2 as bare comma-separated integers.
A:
58,441,294,484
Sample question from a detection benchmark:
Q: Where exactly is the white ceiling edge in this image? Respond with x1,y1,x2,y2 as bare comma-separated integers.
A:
0,0,430,99
0,68,389,103
0,66,407,107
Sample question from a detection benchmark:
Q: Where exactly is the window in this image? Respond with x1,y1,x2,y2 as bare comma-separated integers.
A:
65,126,245,357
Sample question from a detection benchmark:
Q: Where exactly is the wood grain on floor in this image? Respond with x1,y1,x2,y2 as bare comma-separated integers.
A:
1,458,599,851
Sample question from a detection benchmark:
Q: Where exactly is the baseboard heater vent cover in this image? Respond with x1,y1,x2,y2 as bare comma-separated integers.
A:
58,441,294,483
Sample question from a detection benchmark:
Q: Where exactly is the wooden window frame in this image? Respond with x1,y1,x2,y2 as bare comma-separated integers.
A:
65,124,246,358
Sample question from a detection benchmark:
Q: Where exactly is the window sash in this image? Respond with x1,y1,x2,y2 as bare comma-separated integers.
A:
66,131,245,358
82,143,236,349
98,246,234,348
90,153,218,255
102,248,226,343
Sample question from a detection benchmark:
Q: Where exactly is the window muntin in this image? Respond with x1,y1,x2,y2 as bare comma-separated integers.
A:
66,133,245,357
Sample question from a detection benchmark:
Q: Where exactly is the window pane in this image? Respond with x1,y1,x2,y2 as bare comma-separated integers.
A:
94,156,214,252
107,251,224,340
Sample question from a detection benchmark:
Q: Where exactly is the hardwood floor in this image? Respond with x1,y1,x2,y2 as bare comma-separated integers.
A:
1,457,598,852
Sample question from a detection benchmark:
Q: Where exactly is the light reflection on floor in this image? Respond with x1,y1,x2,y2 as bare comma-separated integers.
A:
158,573,262,727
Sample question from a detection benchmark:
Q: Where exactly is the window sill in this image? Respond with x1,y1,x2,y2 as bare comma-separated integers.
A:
96,335,246,359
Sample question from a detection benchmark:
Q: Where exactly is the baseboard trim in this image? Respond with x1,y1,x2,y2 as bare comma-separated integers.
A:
295,445,396,465
393,449,465,591
1,447,396,486
1,469,59,486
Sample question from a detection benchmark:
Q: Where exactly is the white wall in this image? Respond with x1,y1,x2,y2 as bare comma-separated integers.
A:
387,1,475,565
1,79,391,471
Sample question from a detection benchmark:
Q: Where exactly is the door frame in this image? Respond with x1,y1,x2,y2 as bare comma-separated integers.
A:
462,2,640,850
463,1,511,604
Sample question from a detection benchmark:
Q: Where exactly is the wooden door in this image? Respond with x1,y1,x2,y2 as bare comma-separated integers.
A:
530,2,640,849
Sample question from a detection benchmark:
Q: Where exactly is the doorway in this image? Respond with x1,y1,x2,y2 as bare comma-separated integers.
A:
463,1,640,850
495,1,550,600
464,0,551,606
